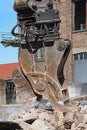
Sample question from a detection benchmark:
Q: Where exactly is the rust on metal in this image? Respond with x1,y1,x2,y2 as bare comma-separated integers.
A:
12,0,71,110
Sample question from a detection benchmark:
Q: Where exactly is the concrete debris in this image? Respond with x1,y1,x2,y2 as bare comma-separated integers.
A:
7,99,87,130
30,119,55,130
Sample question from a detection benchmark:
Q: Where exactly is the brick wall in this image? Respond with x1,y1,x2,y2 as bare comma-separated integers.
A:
0,80,6,105
56,0,73,84
57,0,87,84
16,81,34,104
72,31,87,48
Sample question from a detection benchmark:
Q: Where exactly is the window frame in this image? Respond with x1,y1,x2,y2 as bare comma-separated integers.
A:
72,0,86,31
5,79,16,104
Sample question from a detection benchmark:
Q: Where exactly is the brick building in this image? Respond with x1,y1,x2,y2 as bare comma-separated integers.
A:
0,62,34,105
0,63,19,104
57,0,87,97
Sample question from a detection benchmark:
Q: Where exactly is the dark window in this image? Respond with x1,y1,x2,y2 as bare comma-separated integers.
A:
84,52,87,59
6,81,16,104
73,0,86,30
74,54,78,60
79,53,83,60
74,52,87,61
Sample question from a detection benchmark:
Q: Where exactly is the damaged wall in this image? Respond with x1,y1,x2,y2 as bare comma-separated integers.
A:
0,80,6,105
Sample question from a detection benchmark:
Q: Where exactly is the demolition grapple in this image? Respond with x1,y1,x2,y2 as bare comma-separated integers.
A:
12,0,71,110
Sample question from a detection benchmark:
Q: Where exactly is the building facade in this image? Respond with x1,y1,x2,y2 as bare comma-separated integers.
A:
0,63,34,105
0,63,19,105
56,0,87,97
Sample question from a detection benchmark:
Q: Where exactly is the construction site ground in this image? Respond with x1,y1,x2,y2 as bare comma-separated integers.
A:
0,95,87,130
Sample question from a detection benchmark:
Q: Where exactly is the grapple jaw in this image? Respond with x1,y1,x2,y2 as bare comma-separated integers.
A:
12,0,71,110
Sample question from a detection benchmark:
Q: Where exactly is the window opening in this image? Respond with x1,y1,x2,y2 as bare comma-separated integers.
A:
6,81,16,104
74,54,78,61
79,53,83,60
84,52,87,59
73,0,86,30
74,52,87,61
73,52,87,85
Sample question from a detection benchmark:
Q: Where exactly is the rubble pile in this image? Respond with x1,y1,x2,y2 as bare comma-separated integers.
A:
8,97,87,130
